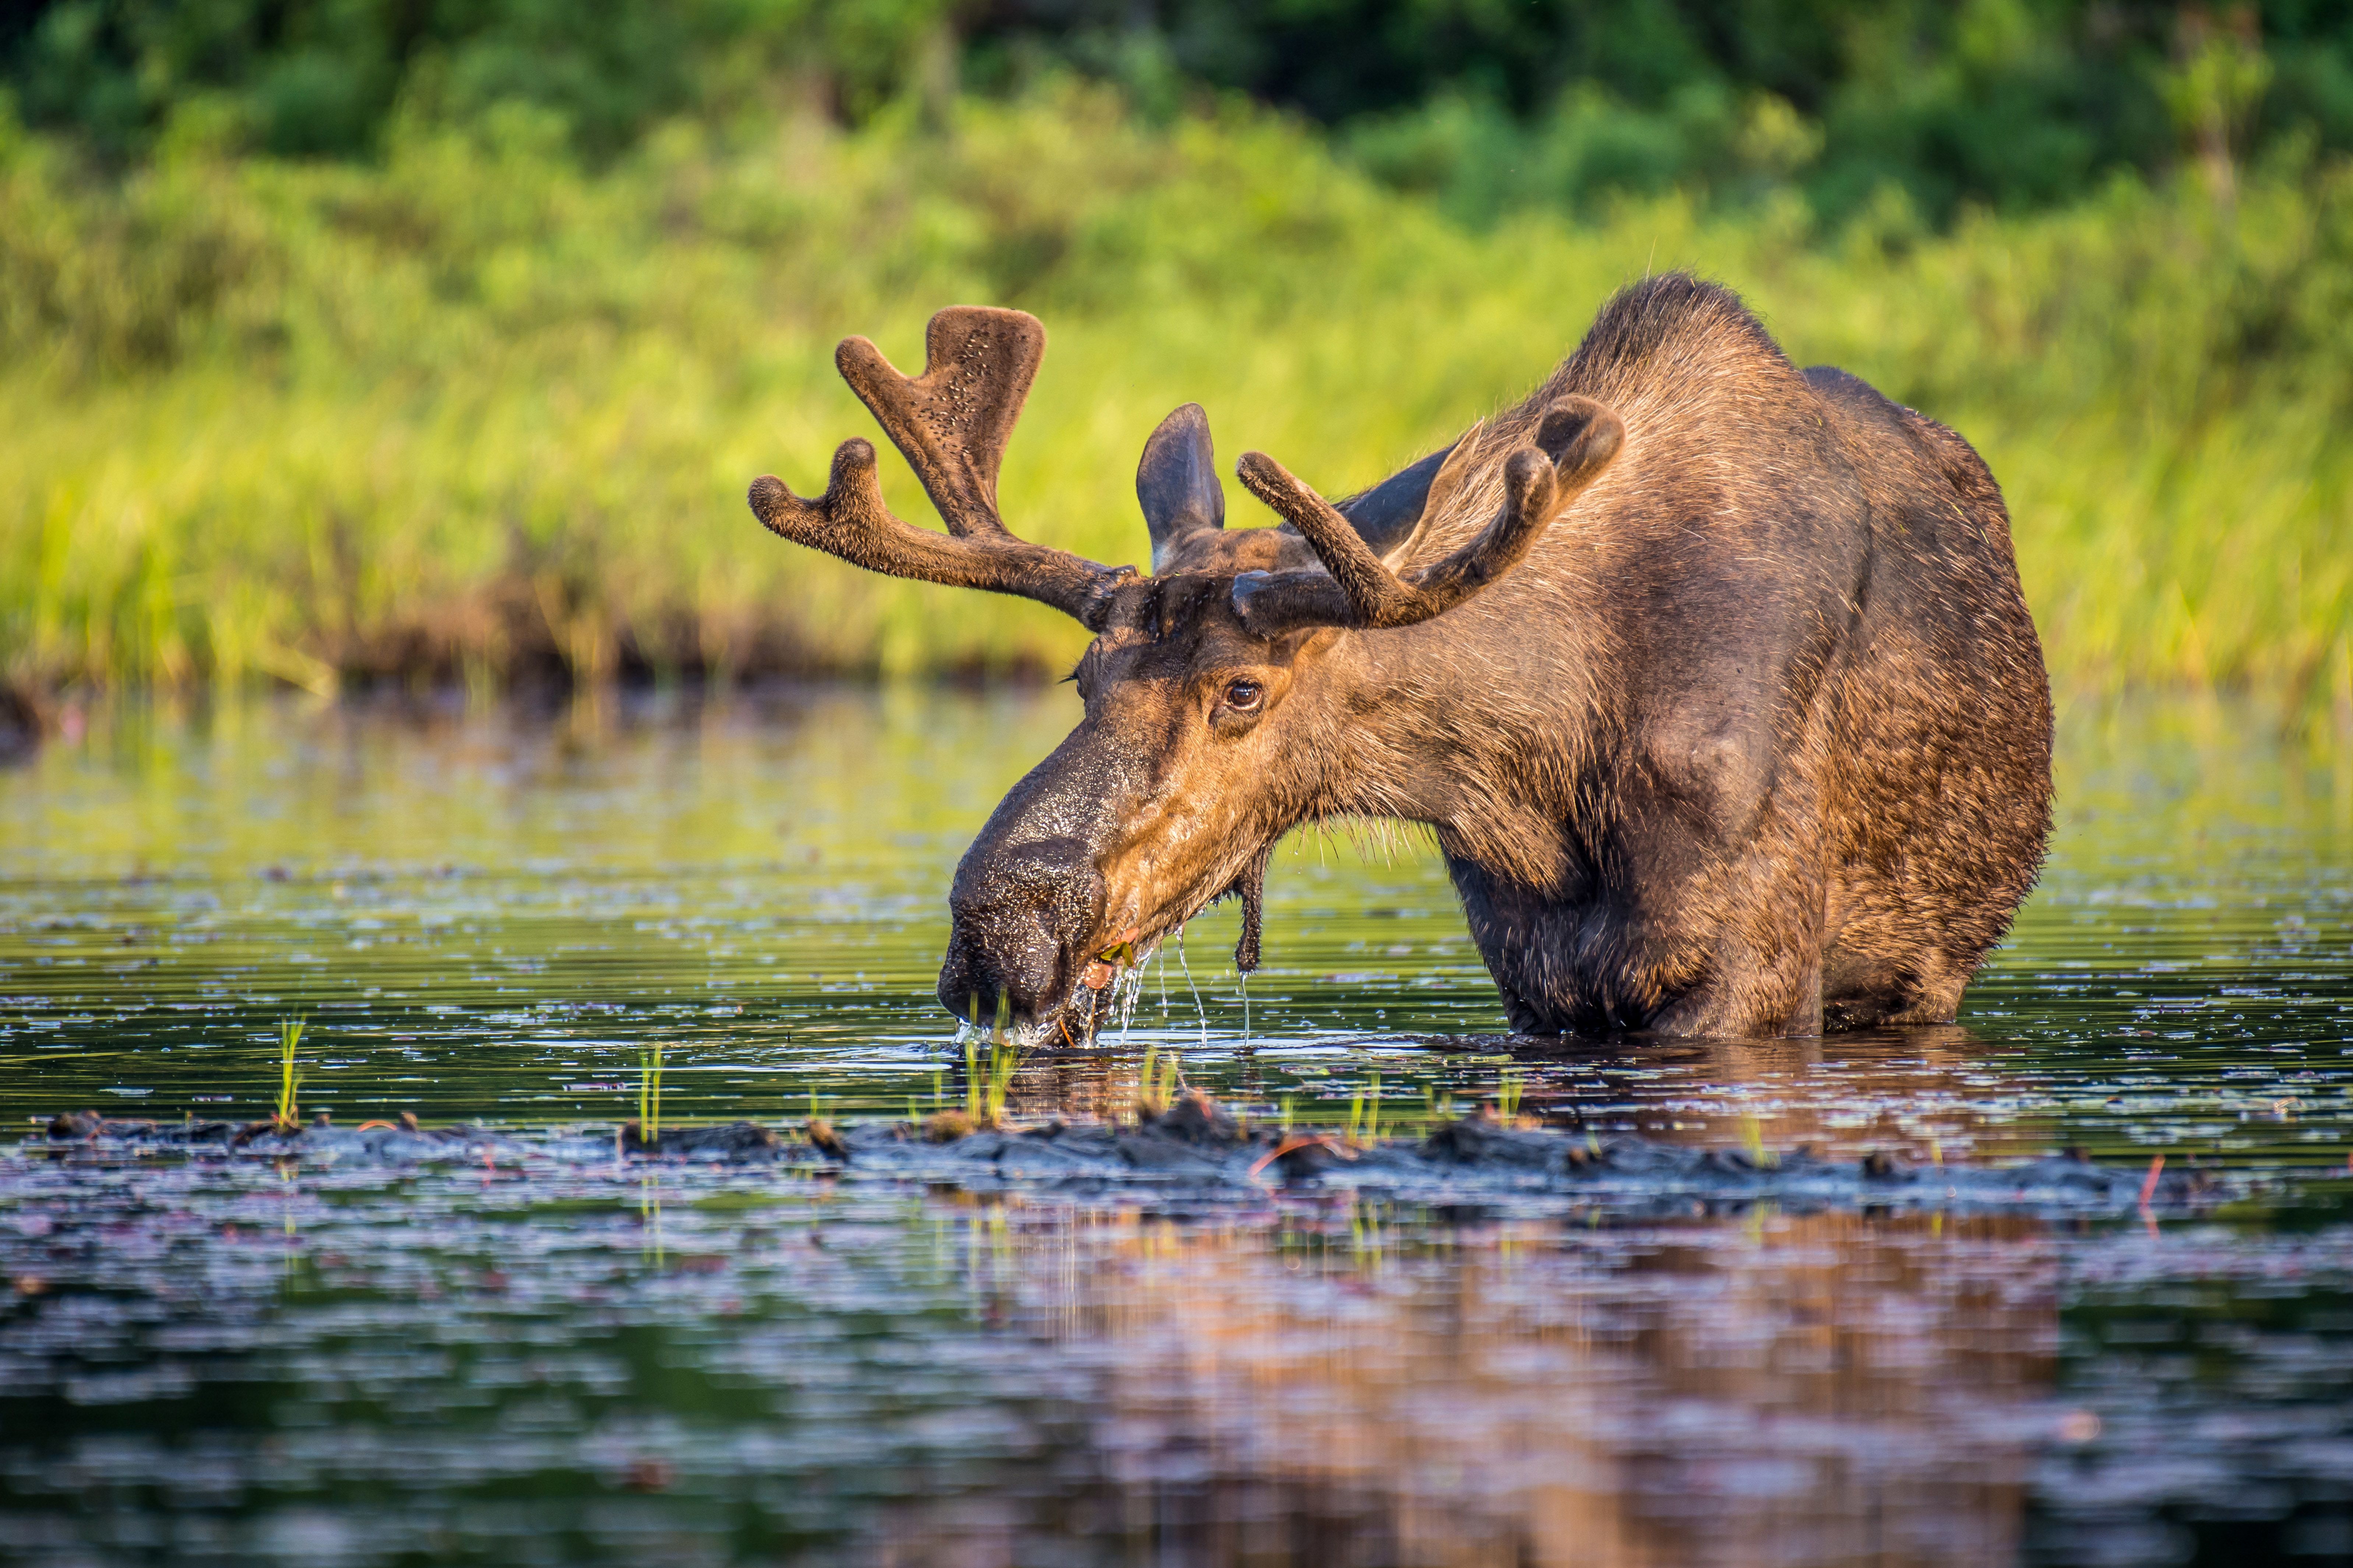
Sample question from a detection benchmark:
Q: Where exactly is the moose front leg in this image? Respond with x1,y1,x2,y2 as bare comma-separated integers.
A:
1645,943,1824,1037
1444,857,1645,1036
1448,840,1832,1039
1785,952,1825,1037
1645,852,1831,1037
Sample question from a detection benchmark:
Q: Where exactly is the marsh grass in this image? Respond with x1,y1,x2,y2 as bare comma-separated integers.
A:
1495,1070,1524,1124
1346,1074,1384,1147
2,87,2349,723
959,1031,1021,1129
637,1042,665,1142
1131,1044,1187,1120
984,1043,1018,1125
270,1018,304,1131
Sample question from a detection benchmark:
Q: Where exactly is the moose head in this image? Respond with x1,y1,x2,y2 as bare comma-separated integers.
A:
749,306,1623,1043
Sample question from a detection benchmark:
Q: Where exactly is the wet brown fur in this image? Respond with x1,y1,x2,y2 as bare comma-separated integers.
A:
752,276,2054,1039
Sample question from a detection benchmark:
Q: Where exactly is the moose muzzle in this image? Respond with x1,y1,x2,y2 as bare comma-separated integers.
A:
936,833,1109,1036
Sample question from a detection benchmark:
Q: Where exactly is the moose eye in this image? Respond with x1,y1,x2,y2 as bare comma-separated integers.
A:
1224,678,1264,711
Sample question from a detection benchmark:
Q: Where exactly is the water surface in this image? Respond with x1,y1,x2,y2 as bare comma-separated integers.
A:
4,687,2352,1566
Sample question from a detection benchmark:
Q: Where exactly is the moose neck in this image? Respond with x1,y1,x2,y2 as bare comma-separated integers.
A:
1303,612,1599,898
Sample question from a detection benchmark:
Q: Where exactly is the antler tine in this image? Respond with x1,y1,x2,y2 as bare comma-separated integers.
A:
748,305,1138,628
748,439,1131,629
1231,396,1624,635
834,306,1044,540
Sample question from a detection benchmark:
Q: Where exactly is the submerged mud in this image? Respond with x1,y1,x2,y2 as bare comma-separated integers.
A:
35,1094,2240,1217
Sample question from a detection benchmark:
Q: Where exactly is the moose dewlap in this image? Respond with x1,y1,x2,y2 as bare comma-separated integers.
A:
746,275,2054,1043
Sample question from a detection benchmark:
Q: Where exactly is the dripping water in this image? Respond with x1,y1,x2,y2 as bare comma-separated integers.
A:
1174,927,1210,1047
1113,957,1149,1048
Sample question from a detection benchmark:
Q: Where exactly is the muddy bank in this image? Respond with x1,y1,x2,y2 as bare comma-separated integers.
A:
31,1095,2245,1216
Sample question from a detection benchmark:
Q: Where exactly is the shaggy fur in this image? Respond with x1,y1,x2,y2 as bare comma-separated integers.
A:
749,277,2054,1039
1348,275,2056,1034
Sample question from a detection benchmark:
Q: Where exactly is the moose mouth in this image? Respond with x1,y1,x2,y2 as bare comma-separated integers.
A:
946,929,1160,1050
1044,932,1166,1047
947,854,1272,1049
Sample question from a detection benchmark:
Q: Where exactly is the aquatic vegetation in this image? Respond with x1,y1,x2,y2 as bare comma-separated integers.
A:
1130,1045,1186,1121
1346,1074,1384,1148
923,1109,976,1142
1495,1069,1524,1124
637,1043,664,1143
270,1018,304,1131
961,1033,1021,1130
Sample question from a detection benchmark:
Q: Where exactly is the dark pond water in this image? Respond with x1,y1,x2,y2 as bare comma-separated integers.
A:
4,686,2352,1566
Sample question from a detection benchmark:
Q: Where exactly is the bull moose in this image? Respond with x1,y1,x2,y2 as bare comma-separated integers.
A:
747,275,2053,1041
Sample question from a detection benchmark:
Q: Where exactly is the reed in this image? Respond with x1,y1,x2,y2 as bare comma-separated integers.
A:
1496,1070,1524,1124
638,1042,664,1143
271,1017,304,1131
1346,1073,1384,1147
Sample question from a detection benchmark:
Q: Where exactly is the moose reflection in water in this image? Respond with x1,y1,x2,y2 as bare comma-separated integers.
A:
864,1028,2054,1567
748,278,2053,1046
855,1197,2053,1568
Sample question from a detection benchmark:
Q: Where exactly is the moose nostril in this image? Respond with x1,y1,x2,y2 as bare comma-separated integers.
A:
937,923,1068,1025
938,836,1107,1026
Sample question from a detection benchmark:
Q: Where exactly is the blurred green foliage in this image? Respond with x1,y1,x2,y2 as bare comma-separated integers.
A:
9,0,2353,220
976,0,2353,223
1,82,2347,710
0,0,957,159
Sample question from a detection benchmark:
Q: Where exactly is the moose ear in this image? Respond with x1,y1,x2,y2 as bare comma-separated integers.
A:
1340,424,1482,567
1138,403,1225,572
1332,443,1451,558
1532,395,1624,485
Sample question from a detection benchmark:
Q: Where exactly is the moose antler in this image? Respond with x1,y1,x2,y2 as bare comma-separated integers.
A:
747,307,1135,629
1229,396,1625,635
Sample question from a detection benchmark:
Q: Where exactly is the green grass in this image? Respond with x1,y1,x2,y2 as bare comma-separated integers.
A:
1347,1074,1384,1146
637,1042,664,1141
1133,1043,1185,1119
963,1034,1020,1129
271,1017,304,1130
3,85,2350,710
